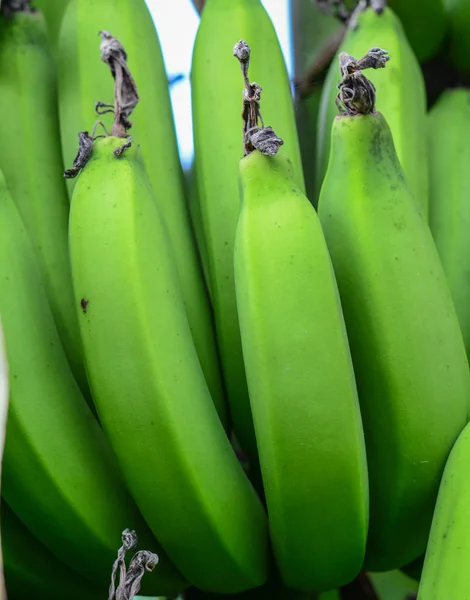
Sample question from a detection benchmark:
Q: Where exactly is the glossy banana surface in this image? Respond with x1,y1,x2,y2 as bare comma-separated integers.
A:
318,111,469,572
69,136,268,593
235,149,368,591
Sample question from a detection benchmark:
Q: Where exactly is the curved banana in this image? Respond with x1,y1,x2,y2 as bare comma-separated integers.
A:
445,0,470,76
318,91,470,571
69,135,268,593
428,88,470,362
0,169,184,595
417,422,470,599
234,148,368,591
58,0,227,426
317,7,428,216
0,3,87,395
191,0,304,459
2,500,102,600
387,0,447,62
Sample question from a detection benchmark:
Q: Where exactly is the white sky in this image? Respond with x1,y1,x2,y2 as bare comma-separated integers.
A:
144,0,292,168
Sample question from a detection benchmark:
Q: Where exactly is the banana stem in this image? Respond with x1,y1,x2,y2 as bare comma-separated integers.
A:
336,47,390,115
233,39,284,156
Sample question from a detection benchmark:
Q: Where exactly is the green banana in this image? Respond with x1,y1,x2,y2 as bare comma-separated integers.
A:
69,135,268,593
58,0,227,426
317,7,429,216
428,89,470,363
417,421,470,599
387,0,447,62
191,0,304,459
235,149,368,591
2,500,102,600
0,168,184,595
444,0,470,76
0,3,87,395
318,98,469,570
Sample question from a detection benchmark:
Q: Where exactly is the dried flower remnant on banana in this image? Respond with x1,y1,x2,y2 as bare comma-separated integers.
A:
315,0,386,25
108,528,159,600
233,39,284,156
64,32,139,179
336,47,390,115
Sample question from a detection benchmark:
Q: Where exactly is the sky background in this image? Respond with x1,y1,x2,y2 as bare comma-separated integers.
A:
143,0,292,168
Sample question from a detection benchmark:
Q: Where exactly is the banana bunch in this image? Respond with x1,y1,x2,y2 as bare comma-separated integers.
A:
2,0,470,598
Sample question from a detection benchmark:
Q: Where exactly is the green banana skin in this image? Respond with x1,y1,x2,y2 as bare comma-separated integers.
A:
0,8,88,397
2,500,102,600
69,136,268,593
0,169,184,595
235,150,368,591
387,0,447,62
428,89,470,365
444,0,470,76
317,8,429,216
58,0,227,427
318,112,470,572
191,0,305,460
417,422,470,599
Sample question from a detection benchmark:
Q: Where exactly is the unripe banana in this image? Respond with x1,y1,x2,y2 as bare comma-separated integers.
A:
235,148,368,591
2,500,102,600
191,0,304,459
387,0,447,62
318,106,469,571
417,421,470,599
0,3,87,396
428,89,470,363
0,169,183,595
69,135,268,593
58,0,227,426
317,7,428,216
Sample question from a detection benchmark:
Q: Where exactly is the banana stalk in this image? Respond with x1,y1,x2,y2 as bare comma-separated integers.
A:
191,0,304,460
317,7,429,216
58,0,227,426
0,169,184,595
318,52,469,572
69,134,268,593
0,2,87,396
428,88,470,363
